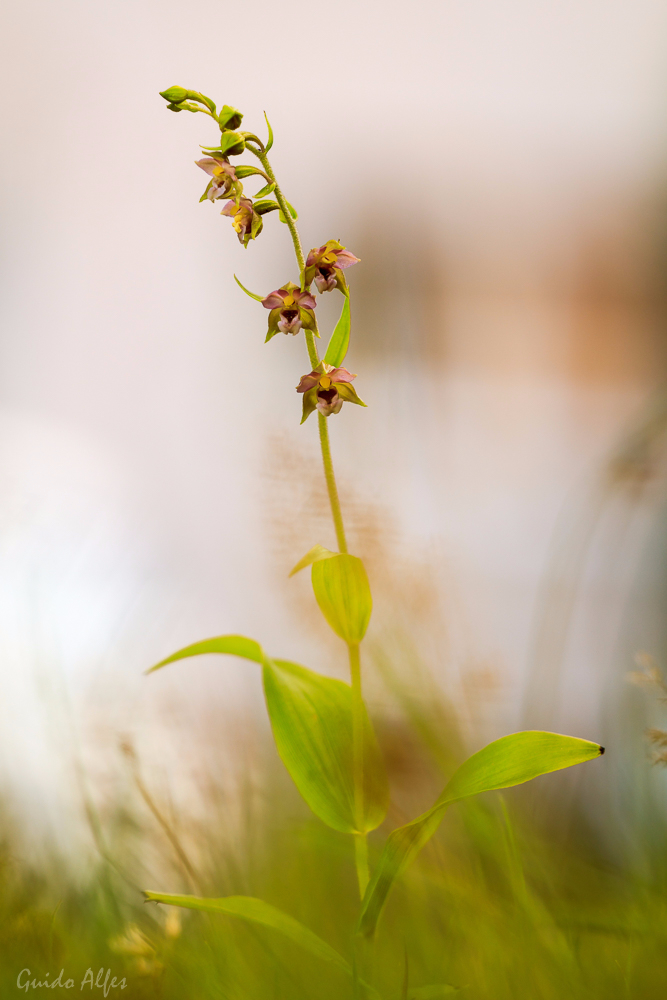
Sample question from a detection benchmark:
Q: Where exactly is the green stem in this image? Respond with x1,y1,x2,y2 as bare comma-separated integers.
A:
349,642,369,898
249,145,319,369
318,413,348,554
249,142,367,899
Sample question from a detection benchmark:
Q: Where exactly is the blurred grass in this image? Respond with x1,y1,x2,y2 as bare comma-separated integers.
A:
1,645,667,999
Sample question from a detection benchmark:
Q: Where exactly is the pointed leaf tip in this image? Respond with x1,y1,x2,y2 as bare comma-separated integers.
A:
146,634,264,674
234,274,264,302
289,543,337,577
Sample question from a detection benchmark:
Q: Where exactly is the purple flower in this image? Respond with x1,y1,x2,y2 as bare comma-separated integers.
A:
304,240,360,294
262,281,317,340
221,197,263,247
196,157,239,202
296,363,366,422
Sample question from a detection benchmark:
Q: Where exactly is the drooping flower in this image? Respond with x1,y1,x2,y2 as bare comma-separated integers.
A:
296,362,366,422
262,281,317,340
304,240,360,294
196,157,240,202
221,197,263,247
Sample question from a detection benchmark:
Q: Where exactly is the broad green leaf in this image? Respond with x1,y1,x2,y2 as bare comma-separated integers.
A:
409,988,461,998
324,295,351,368
265,659,389,833
289,543,337,577
143,893,349,972
264,111,274,152
145,636,388,833
234,274,264,302
312,554,372,644
146,634,263,674
358,731,604,936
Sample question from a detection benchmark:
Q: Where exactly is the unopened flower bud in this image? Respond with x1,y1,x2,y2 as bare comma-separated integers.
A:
218,105,244,130
159,86,188,104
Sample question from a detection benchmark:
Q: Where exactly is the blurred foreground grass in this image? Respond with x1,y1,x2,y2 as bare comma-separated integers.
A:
1,651,666,1000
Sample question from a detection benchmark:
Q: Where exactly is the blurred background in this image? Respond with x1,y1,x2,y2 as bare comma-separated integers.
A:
3,1,667,996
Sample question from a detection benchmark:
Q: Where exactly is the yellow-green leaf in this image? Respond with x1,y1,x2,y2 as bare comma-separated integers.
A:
358,731,604,936
324,296,351,368
144,893,349,971
289,543,337,577
265,659,389,833
311,554,372,644
146,634,263,674
145,636,388,833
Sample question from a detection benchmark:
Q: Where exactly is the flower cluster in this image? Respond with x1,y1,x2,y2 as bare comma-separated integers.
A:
160,86,284,248
160,85,366,422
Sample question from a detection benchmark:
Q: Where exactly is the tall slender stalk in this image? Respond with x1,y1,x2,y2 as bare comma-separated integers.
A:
249,141,368,897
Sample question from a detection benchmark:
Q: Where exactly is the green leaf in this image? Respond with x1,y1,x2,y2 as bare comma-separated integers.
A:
358,731,604,936
144,893,350,971
409,988,461,998
324,296,351,367
265,659,389,833
264,111,274,152
253,181,276,199
311,554,372,644
234,274,264,302
146,634,263,674
145,636,388,834
289,543,337,577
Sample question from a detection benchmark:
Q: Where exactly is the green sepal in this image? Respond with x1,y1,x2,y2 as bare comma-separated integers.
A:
336,382,366,407
300,387,318,423
289,544,337,577
311,554,372,644
324,296,350,367
218,104,243,130
248,210,263,244
199,180,214,203
299,307,318,333
254,199,281,216
234,274,264,302
264,111,274,152
253,181,276,199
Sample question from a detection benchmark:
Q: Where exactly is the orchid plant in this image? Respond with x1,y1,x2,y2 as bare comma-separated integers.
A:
145,86,605,998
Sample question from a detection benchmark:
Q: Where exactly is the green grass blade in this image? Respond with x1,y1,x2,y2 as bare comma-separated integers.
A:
324,295,351,368
146,634,264,673
144,893,350,972
311,554,372,644
265,659,389,833
358,731,604,936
